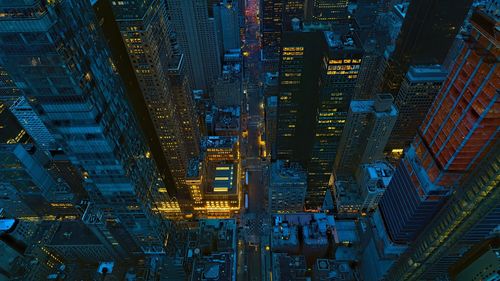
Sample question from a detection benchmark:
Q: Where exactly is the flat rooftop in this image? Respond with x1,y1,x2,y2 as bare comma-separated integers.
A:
350,100,397,116
50,221,101,246
270,161,307,186
407,65,448,83
191,252,233,281
324,28,362,51
273,254,307,281
197,219,236,253
212,164,235,192
202,136,238,149
204,162,238,194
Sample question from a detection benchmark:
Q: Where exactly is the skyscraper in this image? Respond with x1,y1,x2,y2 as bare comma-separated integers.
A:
261,0,285,61
354,0,386,41
378,5,498,244
379,0,473,95
276,23,363,209
282,0,306,30
306,28,363,209
449,238,500,281
354,38,386,100
95,0,202,204
304,0,349,21
213,0,241,53
0,0,175,254
276,29,324,163
167,0,221,90
333,94,397,177
386,65,447,153
261,0,306,61
386,142,499,281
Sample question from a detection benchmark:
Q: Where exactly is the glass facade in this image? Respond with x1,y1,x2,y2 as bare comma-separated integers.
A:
306,30,363,209
379,0,472,95
305,0,348,21
0,0,174,255
387,142,499,281
378,8,499,247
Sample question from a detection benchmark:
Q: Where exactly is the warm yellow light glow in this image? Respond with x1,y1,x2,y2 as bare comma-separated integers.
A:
50,203,73,207
216,166,231,170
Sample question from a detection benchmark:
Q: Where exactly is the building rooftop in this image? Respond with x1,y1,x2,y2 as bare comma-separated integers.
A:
335,179,363,206
210,164,235,193
265,72,279,86
324,28,362,51
214,108,240,133
350,99,397,116
335,220,359,244
201,136,238,149
302,21,333,32
191,252,233,281
273,254,308,281
272,213,335,247
270,161,307,186
406,65,448,83
359,161,396,190
315,259,355,280
50,221,101,246
196,219,236,253
272,221,299,248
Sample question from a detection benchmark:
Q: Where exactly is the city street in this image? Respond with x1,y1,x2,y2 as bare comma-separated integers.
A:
238,0,271,280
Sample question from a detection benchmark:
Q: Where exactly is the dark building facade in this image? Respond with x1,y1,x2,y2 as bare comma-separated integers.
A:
276,31,324,164
306,28,363,209
379,0,473,96
276,24,363,209
261,0,306,61
385,65,447,152
304,0,349,22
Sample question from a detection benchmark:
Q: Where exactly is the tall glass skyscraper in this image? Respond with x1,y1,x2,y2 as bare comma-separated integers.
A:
387,142,499,281
306,29,363,209
96,0,202,208
0,0,176,255
379,5,498,244
379,0,473,95
167,0,222,90
385,65,448,152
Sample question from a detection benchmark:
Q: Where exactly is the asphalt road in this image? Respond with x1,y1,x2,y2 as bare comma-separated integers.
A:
239,0,272,280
